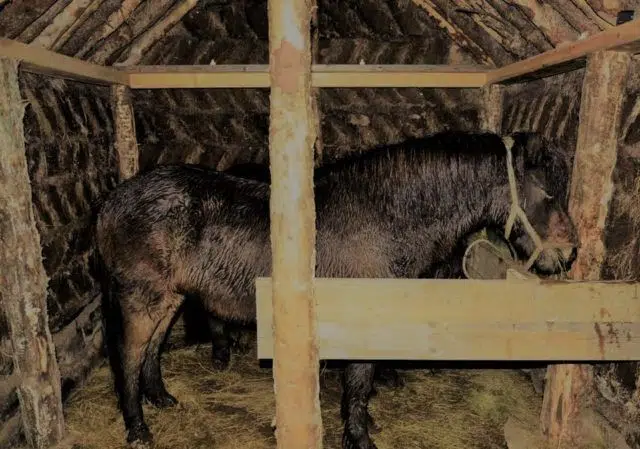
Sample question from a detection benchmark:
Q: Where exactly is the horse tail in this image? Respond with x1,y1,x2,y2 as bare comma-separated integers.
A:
89,194,126,407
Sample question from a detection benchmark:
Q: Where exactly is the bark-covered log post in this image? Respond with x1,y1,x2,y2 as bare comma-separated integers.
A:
268,0,323,448
480,84,504,134
310,0,323,167
111,84,139,180
540,49,632,448
0,58,65,448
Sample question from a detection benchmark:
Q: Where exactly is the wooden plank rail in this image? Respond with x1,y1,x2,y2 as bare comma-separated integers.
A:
256,278,640,361
125,64,490,89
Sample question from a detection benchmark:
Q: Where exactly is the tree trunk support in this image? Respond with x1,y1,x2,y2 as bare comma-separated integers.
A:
0,57,65,449
481,84,504,134
268,0,323,448
111,84,139,180
540,49,632,449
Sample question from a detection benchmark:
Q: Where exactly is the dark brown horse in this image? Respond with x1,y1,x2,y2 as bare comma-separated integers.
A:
96,131,578,449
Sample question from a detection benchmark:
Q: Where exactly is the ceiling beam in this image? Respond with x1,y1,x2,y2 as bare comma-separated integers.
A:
0,38,128,85
125,64,490,89
486,17,640,85
1,14,639,90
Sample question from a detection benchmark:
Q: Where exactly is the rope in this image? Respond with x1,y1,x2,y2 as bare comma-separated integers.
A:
502,136,546,271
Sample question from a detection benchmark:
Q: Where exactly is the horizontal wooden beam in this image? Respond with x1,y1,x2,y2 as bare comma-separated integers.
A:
125,64,490,89
256,277,640,361
1,16,640,90
0,39,128,86
486,18,640,85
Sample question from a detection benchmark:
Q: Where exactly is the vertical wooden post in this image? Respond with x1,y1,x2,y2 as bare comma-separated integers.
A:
268,0,323,448
540,50,632,448
480,84,503,134
310,0,323,167
0,58,65,448
111,84,139,180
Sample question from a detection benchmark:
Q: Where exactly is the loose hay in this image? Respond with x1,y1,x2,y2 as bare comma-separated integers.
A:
48,341,543,449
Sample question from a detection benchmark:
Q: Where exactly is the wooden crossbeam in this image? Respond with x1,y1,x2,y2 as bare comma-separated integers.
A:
2,14,640,90
125,64,490,89
486,18,640,85
0,39,127,86
256,277,640,361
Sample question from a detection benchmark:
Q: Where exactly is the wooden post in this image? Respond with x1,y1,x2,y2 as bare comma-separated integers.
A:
0,58,65,448
480,84,503,134
268,0,323,448
310,0,323,167
540,49,632,448
111,84,139,179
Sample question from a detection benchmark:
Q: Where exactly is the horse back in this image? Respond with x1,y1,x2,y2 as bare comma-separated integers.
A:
96,165,271,287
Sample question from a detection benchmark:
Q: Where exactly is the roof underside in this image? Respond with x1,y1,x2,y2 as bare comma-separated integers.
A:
1,0,638,68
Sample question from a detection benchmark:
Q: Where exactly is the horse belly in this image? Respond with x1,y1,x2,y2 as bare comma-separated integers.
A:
182,237,269,323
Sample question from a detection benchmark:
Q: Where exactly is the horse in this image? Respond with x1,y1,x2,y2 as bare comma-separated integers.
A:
179,163,272,369
96,130,579,448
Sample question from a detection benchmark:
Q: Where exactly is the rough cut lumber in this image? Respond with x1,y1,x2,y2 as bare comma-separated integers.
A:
75,0,144,59
412,0,495,66
0,39,127,86
30,0,98,51
255,277,640,361
268,0,322,447
125,64,490,88
486,18,640,85
111,85,139,179
0,58,65,449
116,0,199,66
85,0,175,65
541,49,633,449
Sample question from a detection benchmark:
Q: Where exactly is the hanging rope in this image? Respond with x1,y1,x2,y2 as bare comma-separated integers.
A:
502,136,547,271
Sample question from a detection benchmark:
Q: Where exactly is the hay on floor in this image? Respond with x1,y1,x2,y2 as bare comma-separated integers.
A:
44,341,544,449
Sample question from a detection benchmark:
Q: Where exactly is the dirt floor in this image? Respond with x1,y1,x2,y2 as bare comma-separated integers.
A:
41,337,546,449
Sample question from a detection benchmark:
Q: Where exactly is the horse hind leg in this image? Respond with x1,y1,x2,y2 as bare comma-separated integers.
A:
141,292,183,408
119,288,178,445
208,315,232,370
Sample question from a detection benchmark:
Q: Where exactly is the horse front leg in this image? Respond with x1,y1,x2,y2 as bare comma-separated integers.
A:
341,362,378,449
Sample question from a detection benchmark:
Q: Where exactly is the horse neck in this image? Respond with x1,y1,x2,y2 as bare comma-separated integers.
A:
359,149,513,225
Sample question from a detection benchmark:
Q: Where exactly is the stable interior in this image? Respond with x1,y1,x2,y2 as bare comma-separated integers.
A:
1,1,640,449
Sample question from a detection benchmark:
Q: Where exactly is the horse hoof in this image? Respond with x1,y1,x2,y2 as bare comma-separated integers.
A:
127,422,152,448
211,347,231,370
211,357,230,370
147,391,178,408
342,433,378,449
